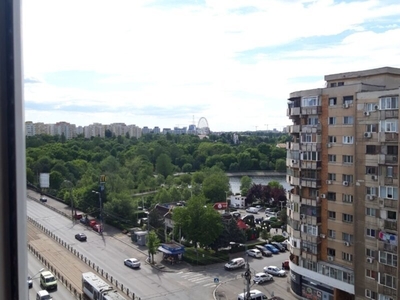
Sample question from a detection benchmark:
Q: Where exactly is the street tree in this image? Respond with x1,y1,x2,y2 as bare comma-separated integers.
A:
172,196,223,248
202,172,230,203
210,217,246,252
146,230,161,264
240,176,252,196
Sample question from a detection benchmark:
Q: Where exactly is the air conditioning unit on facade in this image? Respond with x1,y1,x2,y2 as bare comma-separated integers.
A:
320,194,326,199
344,242,350,247
364,111,370,116
291,159,297,164
320,234,326,239
343,103,350,109
371,175,378,181
374,104,379,110
327,143,332,148
328,256,334,261
366,195,375,201
300,214,306,219
364,132,372,138
367,257,374,263
343,181,349,186
326,180,332,185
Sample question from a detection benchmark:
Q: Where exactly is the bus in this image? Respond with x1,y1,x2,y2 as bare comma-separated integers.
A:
82,272,127,300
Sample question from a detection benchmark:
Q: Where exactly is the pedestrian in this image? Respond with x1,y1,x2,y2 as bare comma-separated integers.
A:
275,228,278,234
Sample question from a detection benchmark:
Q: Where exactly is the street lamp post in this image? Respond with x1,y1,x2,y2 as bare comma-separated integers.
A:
230,242,251,300
92,190,103,232
62,180,74,222
28,268,45,300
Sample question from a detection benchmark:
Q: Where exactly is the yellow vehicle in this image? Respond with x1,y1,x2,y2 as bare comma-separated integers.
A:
40,271,57,290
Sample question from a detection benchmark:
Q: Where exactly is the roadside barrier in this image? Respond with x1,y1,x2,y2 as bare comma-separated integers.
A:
27,210,141,300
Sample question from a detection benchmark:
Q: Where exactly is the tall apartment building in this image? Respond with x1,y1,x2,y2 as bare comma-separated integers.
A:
286,67,400,300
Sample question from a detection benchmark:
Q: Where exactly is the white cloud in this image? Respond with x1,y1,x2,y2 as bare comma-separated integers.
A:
23,0,400,131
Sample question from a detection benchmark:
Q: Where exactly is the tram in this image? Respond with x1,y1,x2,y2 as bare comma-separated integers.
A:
82,272,127,300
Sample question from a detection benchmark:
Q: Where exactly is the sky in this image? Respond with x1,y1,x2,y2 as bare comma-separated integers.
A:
23,0,400,132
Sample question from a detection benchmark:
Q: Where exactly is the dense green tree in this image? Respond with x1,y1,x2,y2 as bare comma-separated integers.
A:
210,218,246,252
237,152,252,171
156,153,174,178
275,158,286,172
240,176,252,196
202,173,230,203
172,196,223,248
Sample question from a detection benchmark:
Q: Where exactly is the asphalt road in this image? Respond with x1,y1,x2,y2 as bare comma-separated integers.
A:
28,251,74,300
27,190,295,300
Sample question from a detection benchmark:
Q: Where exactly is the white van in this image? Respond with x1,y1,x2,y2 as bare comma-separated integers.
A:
224,257,245,270
246,207,258,214
238,289,268,300
36,290,52,300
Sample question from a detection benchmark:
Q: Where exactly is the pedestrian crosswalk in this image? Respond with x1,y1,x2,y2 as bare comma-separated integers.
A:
176,271,218,288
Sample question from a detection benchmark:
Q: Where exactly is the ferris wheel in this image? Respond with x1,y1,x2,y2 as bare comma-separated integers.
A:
197,117,210,135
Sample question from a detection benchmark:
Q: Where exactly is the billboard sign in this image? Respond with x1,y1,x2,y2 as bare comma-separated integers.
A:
40,173,50,188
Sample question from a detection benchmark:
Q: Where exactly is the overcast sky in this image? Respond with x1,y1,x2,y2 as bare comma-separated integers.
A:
23,0,400,132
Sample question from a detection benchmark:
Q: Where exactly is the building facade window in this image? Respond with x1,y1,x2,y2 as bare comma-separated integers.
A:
342,213,353,223
342,194,353,203
365,289,377,299
366,166,378,174
379,96,398,110
343,174,353,183
365,103,378,112
366,228,377,238
343,155,353,164
328,154,336,162
366,207,376,217
328,229,335,239
343,136,354,144
343,116,354,125
329,97,337,106
328,173,336,181
327,248,336,256
367,187,377,195
379,251,398,267
366,124,378,132
380,120,398,133
328,117,336,125
366,248,376,258
328,211,336,219
342,252,353,262
366,269,378,280
379,273,396,289
343,95,354,104
328,136,336,143
366,145,379,154
327,192,336,201
342,232,353,243
379,186,398,200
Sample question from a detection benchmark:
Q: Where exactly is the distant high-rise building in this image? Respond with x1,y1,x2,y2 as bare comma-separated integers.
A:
153,126,161,134
25,121,35,136
286,67,400,300
142,126,150,135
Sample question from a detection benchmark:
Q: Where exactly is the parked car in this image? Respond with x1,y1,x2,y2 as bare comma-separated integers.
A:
28,275,32,288
264,266,286,277
246,207,258,214
124,258,141,268
246,249,262,258
271,242,286,252
39,196,47,202
264,244,280,254
253,272,274,284
255,245,272,257
75,233,87,242
224,257,245,270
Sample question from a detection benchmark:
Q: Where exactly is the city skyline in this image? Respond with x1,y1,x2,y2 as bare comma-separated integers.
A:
23,1,400,131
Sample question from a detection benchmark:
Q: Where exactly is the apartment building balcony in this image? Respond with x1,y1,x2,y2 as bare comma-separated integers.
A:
301,233,321,244
301,124,321,133
378,241,398,253
301,248,321,262
300,214,321,225
300,160,322,170
301,106,322,115
378,132,399,143
377,285,397,298
300,179,321,188
384,176,398,186
378,154,398,165
289,244,301,257
380,110,399,119
301,197,321,207
378,264,398,277
286,141,300,151
287,107,301,118
287,174,300,186
288,226,301,239
300,143,321,152
287,191,300,202
383,219,398,231
288,158,300,168
379,198,398,209
288,124,301,133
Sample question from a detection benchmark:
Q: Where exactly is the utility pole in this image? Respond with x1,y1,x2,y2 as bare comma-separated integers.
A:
63,180,74,223
244,244,251,300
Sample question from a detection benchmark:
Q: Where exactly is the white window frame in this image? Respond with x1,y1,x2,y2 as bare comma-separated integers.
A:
379,251,398,267
343,155,353,164
365,289,377,299
366,228,376,238
367,187,377,196
343,194,353,203
302,96,319,107
328,154,336,162
328,117,336,125
343,136,354,144
380,97,399,110
366,207,376,217
378,273,396,289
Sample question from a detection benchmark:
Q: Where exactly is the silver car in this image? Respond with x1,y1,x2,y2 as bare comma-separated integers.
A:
263,265,286,277
124,258,141,268
253,272,274,284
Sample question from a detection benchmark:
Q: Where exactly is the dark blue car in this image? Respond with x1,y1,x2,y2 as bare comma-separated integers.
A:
265,244,280,254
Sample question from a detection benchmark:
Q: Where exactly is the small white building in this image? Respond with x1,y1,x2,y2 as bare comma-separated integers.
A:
229,194,246,208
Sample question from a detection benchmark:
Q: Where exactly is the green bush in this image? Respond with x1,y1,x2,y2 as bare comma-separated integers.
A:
268,217,278,223
270,221,283,228
271,235,286,242
183,247,229,265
